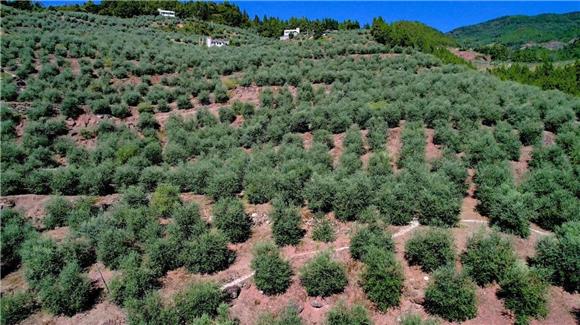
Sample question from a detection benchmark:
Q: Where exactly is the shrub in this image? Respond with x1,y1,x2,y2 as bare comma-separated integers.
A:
138,112,158,130
219,107,236,124
251,241,293,295
90,98,110,114
256,305,303,325
399,313,439,325
111,103,130,118
181,229,235,274
20,237,64,290
0,291,37,325
494,121,521,161
37,261,92,316
424,266,477,322
544,106,574,132
96,228,134,270
149,183,180,218
311,217,335,243
44,196,72,229
176,95,191,109
333,173,371,221
126,292,178,325
1,209,33,272
517,119,543,146
143,238,179,277
193,88,209,105
325,302,372,325
532,221,579,293
360,247,404,311
124,91,141,106
350,224,394,261
461,231,517,286
110,254,158,306
300,252,347,297
367,151,392,179
488,185,534,238
157,100,170,112
168,203,208,242
212,197,252,243
206,169,241,200
498,263,548,325
404,228,455,273
60,96,82,118
343,125,365,155
214,86,229,103
271,202,304,246
174,282,223,322
244,168,276,204
416,174,461,227
303,173,336,212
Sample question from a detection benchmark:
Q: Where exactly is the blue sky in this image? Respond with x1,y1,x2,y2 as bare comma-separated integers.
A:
40,1,580,32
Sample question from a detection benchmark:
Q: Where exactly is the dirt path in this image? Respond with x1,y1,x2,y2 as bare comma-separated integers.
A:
387,121,405,172
425,128,442,162
510,146,533,185
330,133,345,168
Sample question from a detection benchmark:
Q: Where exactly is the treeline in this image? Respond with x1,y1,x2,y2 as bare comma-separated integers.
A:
371,18,474,68
490,61,579,96
51,0,250,27
476,40,580,63
255,16,360,38
42,0,360,38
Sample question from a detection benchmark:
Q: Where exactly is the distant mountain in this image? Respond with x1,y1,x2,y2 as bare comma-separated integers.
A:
448,12,580,48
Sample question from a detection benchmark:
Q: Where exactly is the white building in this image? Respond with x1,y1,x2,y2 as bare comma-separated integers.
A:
280,28,300,40
157,9,176,18
206,37,229,47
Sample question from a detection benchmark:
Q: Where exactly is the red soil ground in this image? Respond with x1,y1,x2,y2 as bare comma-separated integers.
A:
330,133,345,167
510,146,533,185
387,121,404,172
424,128,442,162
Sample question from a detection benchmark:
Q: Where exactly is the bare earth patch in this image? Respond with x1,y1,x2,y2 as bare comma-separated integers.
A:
424,128,442,162
330,133,345,168
510,146,533,185
387,121,405,172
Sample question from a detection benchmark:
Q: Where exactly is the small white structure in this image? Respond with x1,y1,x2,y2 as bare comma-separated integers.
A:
280,28,300,40
206,37,229,47
157,9,176,18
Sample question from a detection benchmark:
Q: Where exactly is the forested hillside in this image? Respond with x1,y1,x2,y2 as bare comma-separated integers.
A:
0,4,578,325
448,11,580,48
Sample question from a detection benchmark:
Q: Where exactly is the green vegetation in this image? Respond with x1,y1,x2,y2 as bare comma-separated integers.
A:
498,263,549,325
181,229,235,274
461,231,517,286
424,266,477,322
251,242,293,295
490,61,579,96
350,224,394,261
37,261,92,316
532,221,579,293
0,291,38,325
311,217,336,242
256,305,303,325
300,252,348,297
360,247,404,311
404,228,455,273
371,18,473,68
449,12,580,48
325,302,373,325
212,197,252,243
0,3,577,322
271,202,304,246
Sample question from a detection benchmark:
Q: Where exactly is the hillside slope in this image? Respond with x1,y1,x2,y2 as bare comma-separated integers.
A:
448,11,580,48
